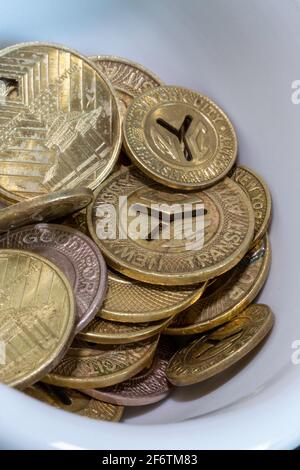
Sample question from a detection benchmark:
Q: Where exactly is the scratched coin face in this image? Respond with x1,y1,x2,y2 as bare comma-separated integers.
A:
78,315,174,344
91,56,163,118
87,166,255,285
84,337,175,406
230,165,272,244
0,224,107,333
166,304,274,386
0,187,93,233
25,383,124,422
43,336,159,389
0,42,121,203
0,249,75,388
166,236,270,335
123,86,237,189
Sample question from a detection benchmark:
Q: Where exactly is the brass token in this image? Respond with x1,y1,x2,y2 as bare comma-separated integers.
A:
123,86,237,189
98,269,206,323
25,383,123,422
166,304,274,386
0,249,75,388
166,236,270,335
87,166,255,285
78,316,174,344
230,165,272,244
0,42,121,203
0,187,93,233
43,336,159,389
91,55,163,118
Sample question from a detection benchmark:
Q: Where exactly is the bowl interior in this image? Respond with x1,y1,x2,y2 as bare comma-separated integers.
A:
0,0,299,443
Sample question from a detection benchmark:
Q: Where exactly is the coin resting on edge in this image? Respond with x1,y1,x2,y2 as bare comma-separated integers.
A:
230,165,271,244
87,166,255,285
0,42,121,203
91,55,163,117
84,337,175,406
43,336,159,389
78,315,175,344
123,85,237,189
166,235,270,335
0,249,75,388
98,269,206,323
0,187,93,232
25,383,123,422
0,224,107,333
166,304,274,386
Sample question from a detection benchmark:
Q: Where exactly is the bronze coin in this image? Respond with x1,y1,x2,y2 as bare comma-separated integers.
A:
84,338,175,406
0,223,107,333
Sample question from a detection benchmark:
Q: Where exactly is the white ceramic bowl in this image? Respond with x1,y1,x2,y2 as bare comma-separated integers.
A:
0,0,299,450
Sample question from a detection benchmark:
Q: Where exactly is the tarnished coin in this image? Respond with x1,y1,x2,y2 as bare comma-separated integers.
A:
87,166,255,285
123,85,237,189
62,209,89,235
166,304,274,386
91,55,163,117
84,338,175,406
99,269,206,323
78,315,174,344
0,224,107,333
166,236,270,335
43,336,159,389
0,249,75,388
25,383,123,422
0,187,93,233
230,165,272,244
0,42,121,203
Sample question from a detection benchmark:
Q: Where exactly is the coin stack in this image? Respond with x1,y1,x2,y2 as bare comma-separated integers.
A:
0,43,273,423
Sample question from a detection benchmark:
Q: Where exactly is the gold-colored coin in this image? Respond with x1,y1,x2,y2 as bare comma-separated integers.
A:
98,269,206,323
0,249,75,388
166,235,270,335
166,304,274,386
123,86,237,189
0,42,121,203
78,315,174,344
87,166,255,285
25,383,123,422
91,55,163,118
230,165,272,244
0,187,93,232
43,336,159,389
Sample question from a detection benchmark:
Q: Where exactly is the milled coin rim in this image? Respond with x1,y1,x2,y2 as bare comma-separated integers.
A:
87,168,255,285
123,85,238,190
231,165,272,244
166,304,274,386
165,235,271,335
0,42,122,203
43,336,160,389
0,248,76,389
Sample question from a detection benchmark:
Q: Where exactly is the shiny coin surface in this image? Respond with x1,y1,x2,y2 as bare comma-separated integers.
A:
166,236,270,335
123,85,237,189
0,188,93,233
87,166,255,285
25,383,123,421
0,42,121,203
91,55,163,117
167,304,274,386
0,249,75,388
78,315,174,344
0,224,107,333
84,337,175,406
99,269,206,323
43,336,159,389
231,165,271,244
